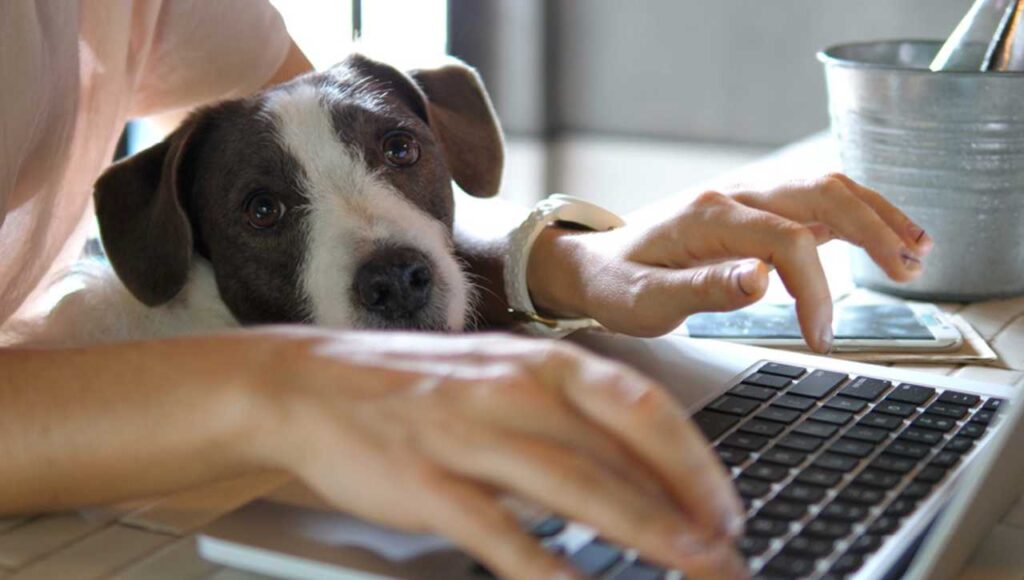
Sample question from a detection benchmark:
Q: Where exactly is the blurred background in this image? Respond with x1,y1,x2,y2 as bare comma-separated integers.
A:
135,1,969,213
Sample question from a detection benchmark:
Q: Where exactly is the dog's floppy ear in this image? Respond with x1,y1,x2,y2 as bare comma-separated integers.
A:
340,54,504,198
94,121,199,306
408,60,504,198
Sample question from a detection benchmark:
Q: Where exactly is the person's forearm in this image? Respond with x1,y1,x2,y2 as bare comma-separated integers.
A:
0,333,276,514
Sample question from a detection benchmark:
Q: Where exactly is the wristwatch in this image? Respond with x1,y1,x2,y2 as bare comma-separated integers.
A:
504,194,625,337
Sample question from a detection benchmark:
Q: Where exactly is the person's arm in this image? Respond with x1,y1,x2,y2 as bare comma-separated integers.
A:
0,328,747,580
462,174,933,352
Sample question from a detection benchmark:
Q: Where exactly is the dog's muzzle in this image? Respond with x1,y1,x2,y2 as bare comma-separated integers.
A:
353,246,433,322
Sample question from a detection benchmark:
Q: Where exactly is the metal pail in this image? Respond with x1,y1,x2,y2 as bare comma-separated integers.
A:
819,40,1024,301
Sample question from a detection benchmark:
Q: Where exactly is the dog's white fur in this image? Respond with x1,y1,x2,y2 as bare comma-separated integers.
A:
2,83,469,348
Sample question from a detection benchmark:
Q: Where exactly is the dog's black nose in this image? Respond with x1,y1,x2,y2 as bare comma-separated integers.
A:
354,247,433,319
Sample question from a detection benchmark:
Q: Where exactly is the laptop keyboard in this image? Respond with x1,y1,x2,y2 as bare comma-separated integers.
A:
502,361,1007,580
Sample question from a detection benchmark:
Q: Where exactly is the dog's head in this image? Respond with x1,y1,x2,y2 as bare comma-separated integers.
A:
94,54,503,331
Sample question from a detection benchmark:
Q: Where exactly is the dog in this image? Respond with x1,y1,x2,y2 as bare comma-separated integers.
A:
6,54,504,347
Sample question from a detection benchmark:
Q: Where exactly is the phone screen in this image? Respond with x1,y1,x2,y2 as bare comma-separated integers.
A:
684,303,936,340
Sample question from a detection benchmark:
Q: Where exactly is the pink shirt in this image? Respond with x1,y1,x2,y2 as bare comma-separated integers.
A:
0,0,290,326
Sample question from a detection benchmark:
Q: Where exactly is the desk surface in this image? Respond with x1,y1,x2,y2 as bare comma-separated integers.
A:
1,134,1022,580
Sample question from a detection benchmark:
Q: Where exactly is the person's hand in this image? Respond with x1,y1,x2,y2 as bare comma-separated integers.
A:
528,173,933,352
245,328,748,580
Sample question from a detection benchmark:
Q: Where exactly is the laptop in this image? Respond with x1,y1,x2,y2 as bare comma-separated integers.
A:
197,331,1022,579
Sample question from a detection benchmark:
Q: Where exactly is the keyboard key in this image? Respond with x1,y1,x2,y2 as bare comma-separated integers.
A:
848,534,883,554
938,391,980,407
820,502,869,522
759,362,806,379
839,485,886,505
747,516,790,537
959,422,987,439
868,515,900,535
902,481,933,499
915,466,947,484
796,467,843,487
785,535,834,558
530,516,566,537
721,432,769,451
840,377,891,401
859,412,903,431
854,469,901,489
743,372,792,389
708,395,761,417
830,438,875,457
794,421,839,439
870,453,918,474
569,540,622,575
774,394,816,412
830,553,865,575
759,499,807,521
913,414,956,432
790,370,847,399
875,400,917,418
983,397,1006,412
926,402,968,420
885,440,931,459
715,446,750,467
778,482,827,503
762,447,808,467
777,433,823,453
757,406,802,424
608,562,664,580
804,518,851,539
846,425,889,444
899,428,942,445
971,410,995,425
824,395,868,413
738,419,785,438
736,536,770,557
888,384,935,405
735,476,773,499
930,450,961,468
729,383,776,401
814,452,860,472
692,410,740,440
764,553,816,577
884,497,918,517
744,462,790,483
944,435,976,454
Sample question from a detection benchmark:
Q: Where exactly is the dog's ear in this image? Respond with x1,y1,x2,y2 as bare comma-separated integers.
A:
340,54,504,198
94,121,199,306
408,60,504,198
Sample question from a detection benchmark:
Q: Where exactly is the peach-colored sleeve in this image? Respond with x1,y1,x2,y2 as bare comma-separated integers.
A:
130,0,291,117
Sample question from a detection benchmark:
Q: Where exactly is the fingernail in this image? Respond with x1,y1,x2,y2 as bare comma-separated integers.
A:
818,327,834,354
673,532,714,557
723,512,745,539
900,248,923,271
908,224,934,253
735,261,766,296
550,567,580,580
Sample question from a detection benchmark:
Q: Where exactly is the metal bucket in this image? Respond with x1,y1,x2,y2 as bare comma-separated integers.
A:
819,40,1024,301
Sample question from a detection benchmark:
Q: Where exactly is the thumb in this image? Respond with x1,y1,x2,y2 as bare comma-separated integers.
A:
668,259,770,315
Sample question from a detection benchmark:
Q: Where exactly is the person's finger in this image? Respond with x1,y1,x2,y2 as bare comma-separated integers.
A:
552,355,745,539
827,173,934,255
661,259,771,314
419,422,738,575
733,176,923,282
419,471,581,580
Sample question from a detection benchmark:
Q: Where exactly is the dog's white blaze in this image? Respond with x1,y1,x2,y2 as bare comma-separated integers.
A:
265,84,468,330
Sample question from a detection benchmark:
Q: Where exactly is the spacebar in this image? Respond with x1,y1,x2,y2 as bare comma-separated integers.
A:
692,410,741,441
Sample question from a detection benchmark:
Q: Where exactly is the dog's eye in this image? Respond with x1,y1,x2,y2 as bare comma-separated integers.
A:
382,131,420,168
244,193,286,229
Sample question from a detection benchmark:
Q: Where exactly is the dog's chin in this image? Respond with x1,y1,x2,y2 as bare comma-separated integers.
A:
347,300,464,333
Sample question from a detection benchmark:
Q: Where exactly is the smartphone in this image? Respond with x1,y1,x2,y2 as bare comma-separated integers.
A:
678,302,963,352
